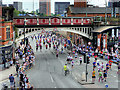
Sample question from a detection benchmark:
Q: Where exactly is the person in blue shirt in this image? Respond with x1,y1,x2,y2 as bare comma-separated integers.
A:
9,74,15,89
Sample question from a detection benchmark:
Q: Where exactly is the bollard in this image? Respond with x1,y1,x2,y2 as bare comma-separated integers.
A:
81,72,86,81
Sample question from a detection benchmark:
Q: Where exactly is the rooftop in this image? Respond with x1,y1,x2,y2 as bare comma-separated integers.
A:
69,5,120,14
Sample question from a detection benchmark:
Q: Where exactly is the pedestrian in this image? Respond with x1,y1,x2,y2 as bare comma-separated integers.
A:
16,63,19,76
9,74,15,89
92,69,96,83
79,56,82,65
98,70,103,83
103,69,107,82
2,57,6,69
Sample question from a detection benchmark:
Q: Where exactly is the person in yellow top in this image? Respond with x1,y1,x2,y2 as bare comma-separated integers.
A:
92,69,96,83
64,64,68,76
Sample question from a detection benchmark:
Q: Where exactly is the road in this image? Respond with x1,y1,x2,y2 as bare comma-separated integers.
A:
25,36,84,88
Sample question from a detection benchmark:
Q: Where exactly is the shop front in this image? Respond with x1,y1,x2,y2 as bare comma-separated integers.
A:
0,44,13,64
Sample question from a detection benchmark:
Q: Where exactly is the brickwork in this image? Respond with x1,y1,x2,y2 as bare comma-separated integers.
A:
74,0,87,7
1,22,13,45
68,13,119,18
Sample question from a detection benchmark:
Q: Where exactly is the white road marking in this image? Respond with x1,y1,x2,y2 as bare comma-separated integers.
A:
50,74,54,83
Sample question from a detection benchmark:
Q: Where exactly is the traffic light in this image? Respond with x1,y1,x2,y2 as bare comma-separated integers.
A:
87,56,90,64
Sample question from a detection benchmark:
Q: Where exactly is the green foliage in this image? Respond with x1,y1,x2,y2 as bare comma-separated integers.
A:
13,9,20,17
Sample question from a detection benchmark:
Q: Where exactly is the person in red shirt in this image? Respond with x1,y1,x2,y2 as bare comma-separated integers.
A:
109,59,113,70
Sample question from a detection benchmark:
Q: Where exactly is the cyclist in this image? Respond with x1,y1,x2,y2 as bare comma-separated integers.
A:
64,64,68,76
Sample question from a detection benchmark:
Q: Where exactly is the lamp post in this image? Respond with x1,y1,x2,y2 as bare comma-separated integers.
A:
24,20,28,45
105,0,107,25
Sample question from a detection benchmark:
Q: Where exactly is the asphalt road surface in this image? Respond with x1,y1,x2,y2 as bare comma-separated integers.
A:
25,36,84,88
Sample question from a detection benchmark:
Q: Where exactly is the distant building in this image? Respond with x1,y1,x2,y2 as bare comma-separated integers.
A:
8,4,13,7
67,5,120,17
74,0,87,7
55,2,70,15
0,0,2,18
0,2,14,64
39,0,51,16
13,2,22,11
108,0,120,17
2,4,7,7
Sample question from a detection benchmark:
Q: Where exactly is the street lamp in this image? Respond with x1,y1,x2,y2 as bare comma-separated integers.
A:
24,19,28,45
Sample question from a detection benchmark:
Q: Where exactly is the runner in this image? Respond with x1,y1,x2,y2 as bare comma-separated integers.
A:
71,60,74,68
75,52,78,61
103,69,107,82
98,70,103,82
46,44,48,49
67,54,70,64
93,60,96,69
92,69,96,83
106,63,109,72
109,59,113,70
79,56,82,65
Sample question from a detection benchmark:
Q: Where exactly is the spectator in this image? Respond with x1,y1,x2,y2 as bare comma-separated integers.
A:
9,74,15,89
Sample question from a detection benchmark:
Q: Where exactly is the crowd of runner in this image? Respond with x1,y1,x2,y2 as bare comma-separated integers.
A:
30,31,120,84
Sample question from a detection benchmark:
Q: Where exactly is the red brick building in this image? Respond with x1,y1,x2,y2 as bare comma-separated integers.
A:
74,0,87,7
67,0,120,17
1,21,13,45
67,5,120,17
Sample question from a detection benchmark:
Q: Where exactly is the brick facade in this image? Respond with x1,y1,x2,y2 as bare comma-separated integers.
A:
74,0,87,7
67,12,119,18
1,21,13,45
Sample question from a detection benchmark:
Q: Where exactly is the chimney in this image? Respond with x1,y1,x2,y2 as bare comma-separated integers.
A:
74,0,87,7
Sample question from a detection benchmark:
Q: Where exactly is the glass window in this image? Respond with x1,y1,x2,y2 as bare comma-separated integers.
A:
6,27,10,39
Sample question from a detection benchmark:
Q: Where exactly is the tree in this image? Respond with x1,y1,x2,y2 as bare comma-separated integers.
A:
13,9,20,17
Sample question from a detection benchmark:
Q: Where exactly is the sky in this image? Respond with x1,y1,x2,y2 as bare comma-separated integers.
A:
2,0,109,13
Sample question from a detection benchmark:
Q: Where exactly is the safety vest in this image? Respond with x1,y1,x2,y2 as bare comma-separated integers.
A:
64,65,67,71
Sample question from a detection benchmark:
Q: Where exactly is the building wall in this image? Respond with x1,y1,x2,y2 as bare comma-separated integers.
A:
55,2,70,15
1,22,13,45
13,2,22,11
67,13,119,17
39,0,51,16
74,0,87,7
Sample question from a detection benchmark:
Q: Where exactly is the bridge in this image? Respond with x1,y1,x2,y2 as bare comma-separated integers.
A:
14,16,120,43
14,16,94,41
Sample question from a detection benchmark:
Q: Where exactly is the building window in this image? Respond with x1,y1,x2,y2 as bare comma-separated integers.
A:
6,27,10,39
